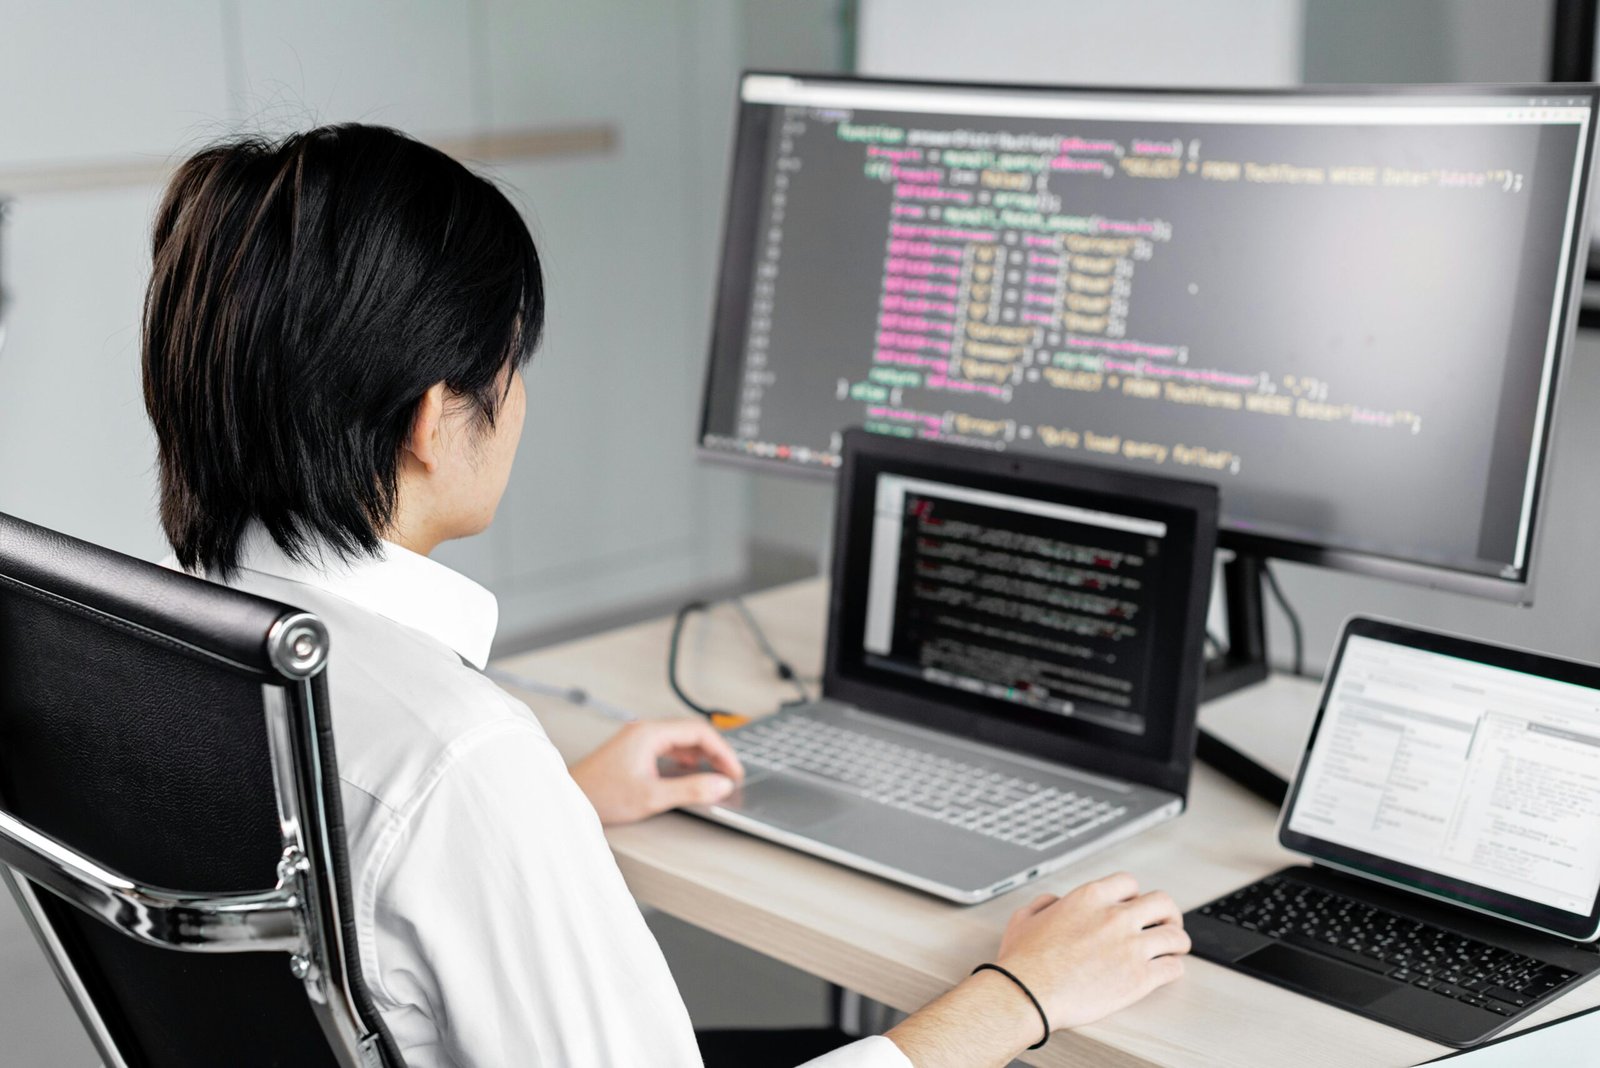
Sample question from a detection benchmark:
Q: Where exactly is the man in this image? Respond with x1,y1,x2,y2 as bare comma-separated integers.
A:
142,123,1189,1067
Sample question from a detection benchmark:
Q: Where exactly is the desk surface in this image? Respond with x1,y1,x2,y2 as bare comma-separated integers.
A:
492,578,1600,1068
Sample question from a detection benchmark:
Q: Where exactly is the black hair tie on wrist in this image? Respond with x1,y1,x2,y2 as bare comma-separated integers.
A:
971,962,1050,1050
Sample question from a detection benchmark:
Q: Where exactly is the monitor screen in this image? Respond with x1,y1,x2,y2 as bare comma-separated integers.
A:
1281,618,1600,940
700,75,1599,596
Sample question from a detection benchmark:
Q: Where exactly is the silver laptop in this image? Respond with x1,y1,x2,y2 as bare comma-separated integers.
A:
694,429,1218,904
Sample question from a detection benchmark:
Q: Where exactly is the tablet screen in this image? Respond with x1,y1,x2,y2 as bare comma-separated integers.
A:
1281,619,1600,940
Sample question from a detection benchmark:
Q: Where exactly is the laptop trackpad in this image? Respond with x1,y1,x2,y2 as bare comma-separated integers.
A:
722,776,855,831
1237,944,1388,1007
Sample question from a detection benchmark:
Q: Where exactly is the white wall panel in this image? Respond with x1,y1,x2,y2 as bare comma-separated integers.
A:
684,0,760,594
0,0,229,166
857,0,1303,87
480,0,752,640
230,0,479,135
0,187,167,558
481,1,686,126
0,1,827,643
495,152,695,576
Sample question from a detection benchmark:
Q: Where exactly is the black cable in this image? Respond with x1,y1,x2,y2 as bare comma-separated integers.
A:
730,596,812,704
669,598,812,725
1260,563,1305,678
668,601,729,722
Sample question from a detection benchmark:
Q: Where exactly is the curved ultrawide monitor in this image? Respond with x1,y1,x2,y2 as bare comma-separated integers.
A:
698,74,1600,601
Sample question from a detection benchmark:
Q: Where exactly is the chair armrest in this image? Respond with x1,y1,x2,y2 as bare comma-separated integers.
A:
0,806,307,954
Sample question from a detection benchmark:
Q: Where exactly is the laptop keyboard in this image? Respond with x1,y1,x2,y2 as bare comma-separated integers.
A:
1198,874,1580,1015
728,712,1128,851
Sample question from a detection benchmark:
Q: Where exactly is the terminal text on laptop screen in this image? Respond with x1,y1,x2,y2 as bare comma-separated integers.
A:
859,472,1168,735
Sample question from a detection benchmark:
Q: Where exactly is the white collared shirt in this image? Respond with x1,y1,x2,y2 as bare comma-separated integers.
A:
201,530,909,1068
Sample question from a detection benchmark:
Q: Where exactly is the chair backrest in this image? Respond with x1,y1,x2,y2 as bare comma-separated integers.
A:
0,511,400,1068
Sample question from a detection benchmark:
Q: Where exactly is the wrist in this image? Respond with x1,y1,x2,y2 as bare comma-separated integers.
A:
960,968,1045,1055
885,969,1044,1068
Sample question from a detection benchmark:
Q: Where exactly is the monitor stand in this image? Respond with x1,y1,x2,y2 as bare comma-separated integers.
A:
1197,553,1293,806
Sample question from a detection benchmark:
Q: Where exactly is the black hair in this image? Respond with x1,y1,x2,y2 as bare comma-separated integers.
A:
142,123,543,576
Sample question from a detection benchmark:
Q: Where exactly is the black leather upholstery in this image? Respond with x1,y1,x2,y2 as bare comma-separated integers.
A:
0,511,401,1067
0,507,290,677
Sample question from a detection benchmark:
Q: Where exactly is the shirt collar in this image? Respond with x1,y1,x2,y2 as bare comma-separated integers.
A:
231,525,498,669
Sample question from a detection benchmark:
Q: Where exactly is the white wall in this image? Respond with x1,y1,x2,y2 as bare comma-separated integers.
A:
0,1,851,647
857,0,1304,85
0,3,232,561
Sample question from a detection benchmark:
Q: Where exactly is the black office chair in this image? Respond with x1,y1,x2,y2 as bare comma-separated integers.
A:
0,511,401,1067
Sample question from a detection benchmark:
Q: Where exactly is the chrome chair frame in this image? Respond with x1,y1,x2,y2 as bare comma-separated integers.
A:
0,608,393,1068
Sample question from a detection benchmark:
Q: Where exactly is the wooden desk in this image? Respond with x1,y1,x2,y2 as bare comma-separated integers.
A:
491,579,1600,1068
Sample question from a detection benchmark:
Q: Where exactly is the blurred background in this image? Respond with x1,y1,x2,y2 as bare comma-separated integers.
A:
0,1,1591,1062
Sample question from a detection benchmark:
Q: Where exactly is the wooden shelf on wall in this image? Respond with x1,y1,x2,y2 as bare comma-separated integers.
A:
0,122,618,198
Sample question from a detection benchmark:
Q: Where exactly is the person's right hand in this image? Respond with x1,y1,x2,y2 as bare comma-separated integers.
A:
568,718,744,826
993,871,1189,1031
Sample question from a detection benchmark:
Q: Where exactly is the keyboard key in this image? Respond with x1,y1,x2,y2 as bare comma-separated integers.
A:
1517,965,1577,995
1485,986,1529,1007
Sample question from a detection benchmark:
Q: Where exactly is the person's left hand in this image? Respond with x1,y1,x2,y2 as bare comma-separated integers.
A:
569,718,746,825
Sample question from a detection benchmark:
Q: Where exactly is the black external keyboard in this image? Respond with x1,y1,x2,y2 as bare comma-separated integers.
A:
1198,874,1579,1016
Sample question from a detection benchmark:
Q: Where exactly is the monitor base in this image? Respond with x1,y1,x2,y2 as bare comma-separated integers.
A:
1196,726,1287,806
1197,552,1290,806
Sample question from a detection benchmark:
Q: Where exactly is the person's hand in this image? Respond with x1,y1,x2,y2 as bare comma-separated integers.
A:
994,871,1190,1030
569,718,744,825
885,872,1189,1066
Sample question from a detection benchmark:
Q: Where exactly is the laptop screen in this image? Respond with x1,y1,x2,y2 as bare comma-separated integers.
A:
1281,618,1600,940
859,472,1167,736
826,429,1218,797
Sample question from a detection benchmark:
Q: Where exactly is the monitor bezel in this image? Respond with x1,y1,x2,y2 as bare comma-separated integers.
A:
1278,615,1600,942
822,427,1219,799
697,71,1600,604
